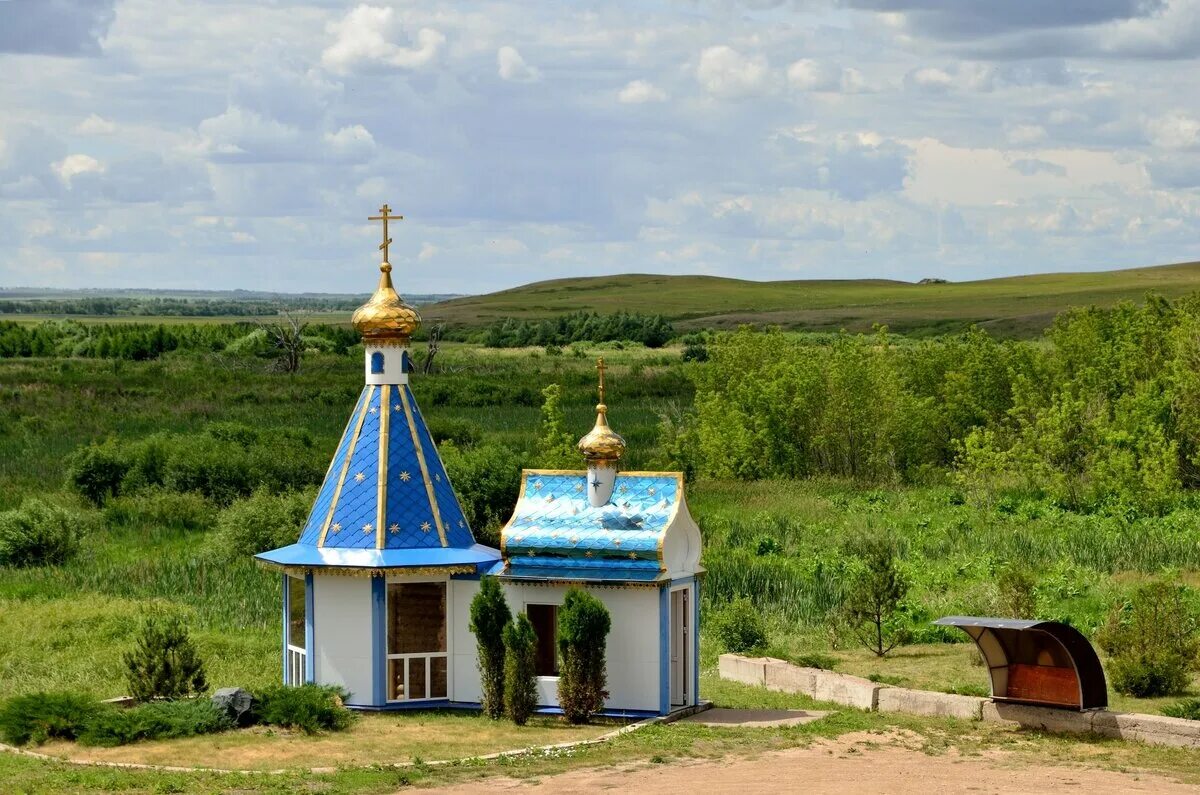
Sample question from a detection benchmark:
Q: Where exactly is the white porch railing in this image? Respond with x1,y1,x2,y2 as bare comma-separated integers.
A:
387,652,448,701
286,644,307,684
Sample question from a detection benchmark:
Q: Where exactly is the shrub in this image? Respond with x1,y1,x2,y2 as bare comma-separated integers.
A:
1097,579,1200,697
791,652,836,670
124,611,208,702
468,576,512,720
996,565,1038,619
754,535,782,556
710,595,769,654
503,614,539,725
0,498,88,567
0,692,101,746
837,532,910,657
535,383,578,469
439,442,523,546
1162,698,1200,721
65,440,130,505
253,684,352,733
208,488,313,558
77,699,231,747
427,417,481,448
557,588,611,724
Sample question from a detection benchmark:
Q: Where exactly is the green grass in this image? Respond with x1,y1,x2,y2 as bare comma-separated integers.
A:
424,261,1200,337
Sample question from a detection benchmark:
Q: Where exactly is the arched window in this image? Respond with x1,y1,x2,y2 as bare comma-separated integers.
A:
370,351,385,374
400,350,411,374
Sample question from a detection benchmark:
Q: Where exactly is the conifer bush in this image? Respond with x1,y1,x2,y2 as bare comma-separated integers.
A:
124,611,208,702
252,684,352,733
468,576,512,719
503,613,539,725
0,692,101,746
556,588,611,724
837,532,910,657
76,699,231,747
0,498,88,567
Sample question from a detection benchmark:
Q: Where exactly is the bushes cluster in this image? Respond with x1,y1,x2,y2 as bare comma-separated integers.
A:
439,442,522,545
77,699,231,747
0,685,353,747
0,498,91,567
1097,579,1200,697
480,311,674,349
710,595,768,654
252,684,353,734
67,423,326,506
208,488,315,558
1162,698,1200,721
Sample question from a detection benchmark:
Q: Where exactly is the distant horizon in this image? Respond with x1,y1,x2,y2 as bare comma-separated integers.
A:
4,257,1200,299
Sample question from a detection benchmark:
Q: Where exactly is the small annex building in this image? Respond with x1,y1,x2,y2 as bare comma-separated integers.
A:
256,207,704,717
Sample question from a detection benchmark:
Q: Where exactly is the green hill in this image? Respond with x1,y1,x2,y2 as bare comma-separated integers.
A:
424,261,1200,338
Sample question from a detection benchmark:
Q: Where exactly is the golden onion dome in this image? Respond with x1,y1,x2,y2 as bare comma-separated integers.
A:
577,404,626,465
351,262,421,342
577,357,626,465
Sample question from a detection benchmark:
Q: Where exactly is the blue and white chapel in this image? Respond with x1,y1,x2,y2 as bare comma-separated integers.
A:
256,207,704,716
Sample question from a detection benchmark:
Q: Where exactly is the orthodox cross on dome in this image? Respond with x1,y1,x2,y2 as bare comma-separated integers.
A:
368,203,404,263
596,357,607,405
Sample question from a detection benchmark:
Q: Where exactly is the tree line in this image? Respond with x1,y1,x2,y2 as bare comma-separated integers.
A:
675,295,1200,515
0,296,365,317
476,311,674,348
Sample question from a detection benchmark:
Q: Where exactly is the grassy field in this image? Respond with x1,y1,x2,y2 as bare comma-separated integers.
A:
424,261,1200,337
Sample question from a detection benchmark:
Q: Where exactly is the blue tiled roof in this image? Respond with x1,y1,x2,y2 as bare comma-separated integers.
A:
500,470,683,569
257,383,498,571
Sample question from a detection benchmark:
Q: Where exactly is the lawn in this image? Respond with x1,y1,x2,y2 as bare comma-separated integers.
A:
36,712,609,771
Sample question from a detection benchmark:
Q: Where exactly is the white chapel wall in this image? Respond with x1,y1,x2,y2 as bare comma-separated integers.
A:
312,575,374,706
449,579,660,712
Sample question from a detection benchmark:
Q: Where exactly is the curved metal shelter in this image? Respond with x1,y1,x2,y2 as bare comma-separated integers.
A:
934,617,1107,710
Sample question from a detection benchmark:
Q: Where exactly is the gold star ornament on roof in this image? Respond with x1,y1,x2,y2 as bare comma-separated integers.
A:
354,472,366,483
389,523,400,534
421,521,432,532
399,471,411,482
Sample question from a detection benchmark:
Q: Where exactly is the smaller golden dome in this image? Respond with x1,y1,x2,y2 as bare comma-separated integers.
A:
577,357,625,465
351,263,421,341
577,404,626,465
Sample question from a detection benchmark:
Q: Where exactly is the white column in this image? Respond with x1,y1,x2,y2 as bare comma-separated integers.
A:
587,464,617,507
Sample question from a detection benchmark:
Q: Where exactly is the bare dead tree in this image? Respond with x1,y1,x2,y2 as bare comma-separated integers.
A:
422,323,443,375
257,310,309,374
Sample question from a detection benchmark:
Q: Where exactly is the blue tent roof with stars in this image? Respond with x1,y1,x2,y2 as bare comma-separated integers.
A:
256,383,500,573
497,470,684,583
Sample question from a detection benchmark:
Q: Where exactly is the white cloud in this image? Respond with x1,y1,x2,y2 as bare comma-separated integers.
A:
322,5,444,74
417,242,439,261
1007,124,1048,146
497,45,539,82
906,66,954,92
1146,111,1200,150
618,79,667,104
324,125,376,160
696,45,770,99
53,154,104,184
74,114,116,135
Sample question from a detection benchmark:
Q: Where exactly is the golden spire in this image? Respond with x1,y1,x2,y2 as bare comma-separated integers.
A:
352,204,421,342
577,357,626,467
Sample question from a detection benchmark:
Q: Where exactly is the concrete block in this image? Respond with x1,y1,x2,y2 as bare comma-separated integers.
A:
809,669,880,711
877,687,984,721
981,701,1096,735
718,654,769,686
764,661,816,695
1092,711,1200,749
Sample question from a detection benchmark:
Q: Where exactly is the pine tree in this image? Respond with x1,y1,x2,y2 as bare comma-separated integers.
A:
468,576,512,719
503,614,538,725
124,611,208,702
556,588,611,724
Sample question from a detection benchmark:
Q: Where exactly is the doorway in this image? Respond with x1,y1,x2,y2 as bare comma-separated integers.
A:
670,586,688,707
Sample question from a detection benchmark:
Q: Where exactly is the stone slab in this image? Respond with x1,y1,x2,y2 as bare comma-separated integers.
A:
681,707,829,728
877,687,985,721
981,701,1096,735
718,654,770,687
809,669,881,711
764,660,816,694
1092,711,1200,749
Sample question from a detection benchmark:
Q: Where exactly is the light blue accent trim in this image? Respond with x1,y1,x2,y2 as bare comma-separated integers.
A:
658,585,670,715
304,572,315,684
692,580,701,706
280,574,289,684
372,576,386,706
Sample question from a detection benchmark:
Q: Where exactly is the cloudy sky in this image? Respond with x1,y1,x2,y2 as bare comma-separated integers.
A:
3,0,1200,294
